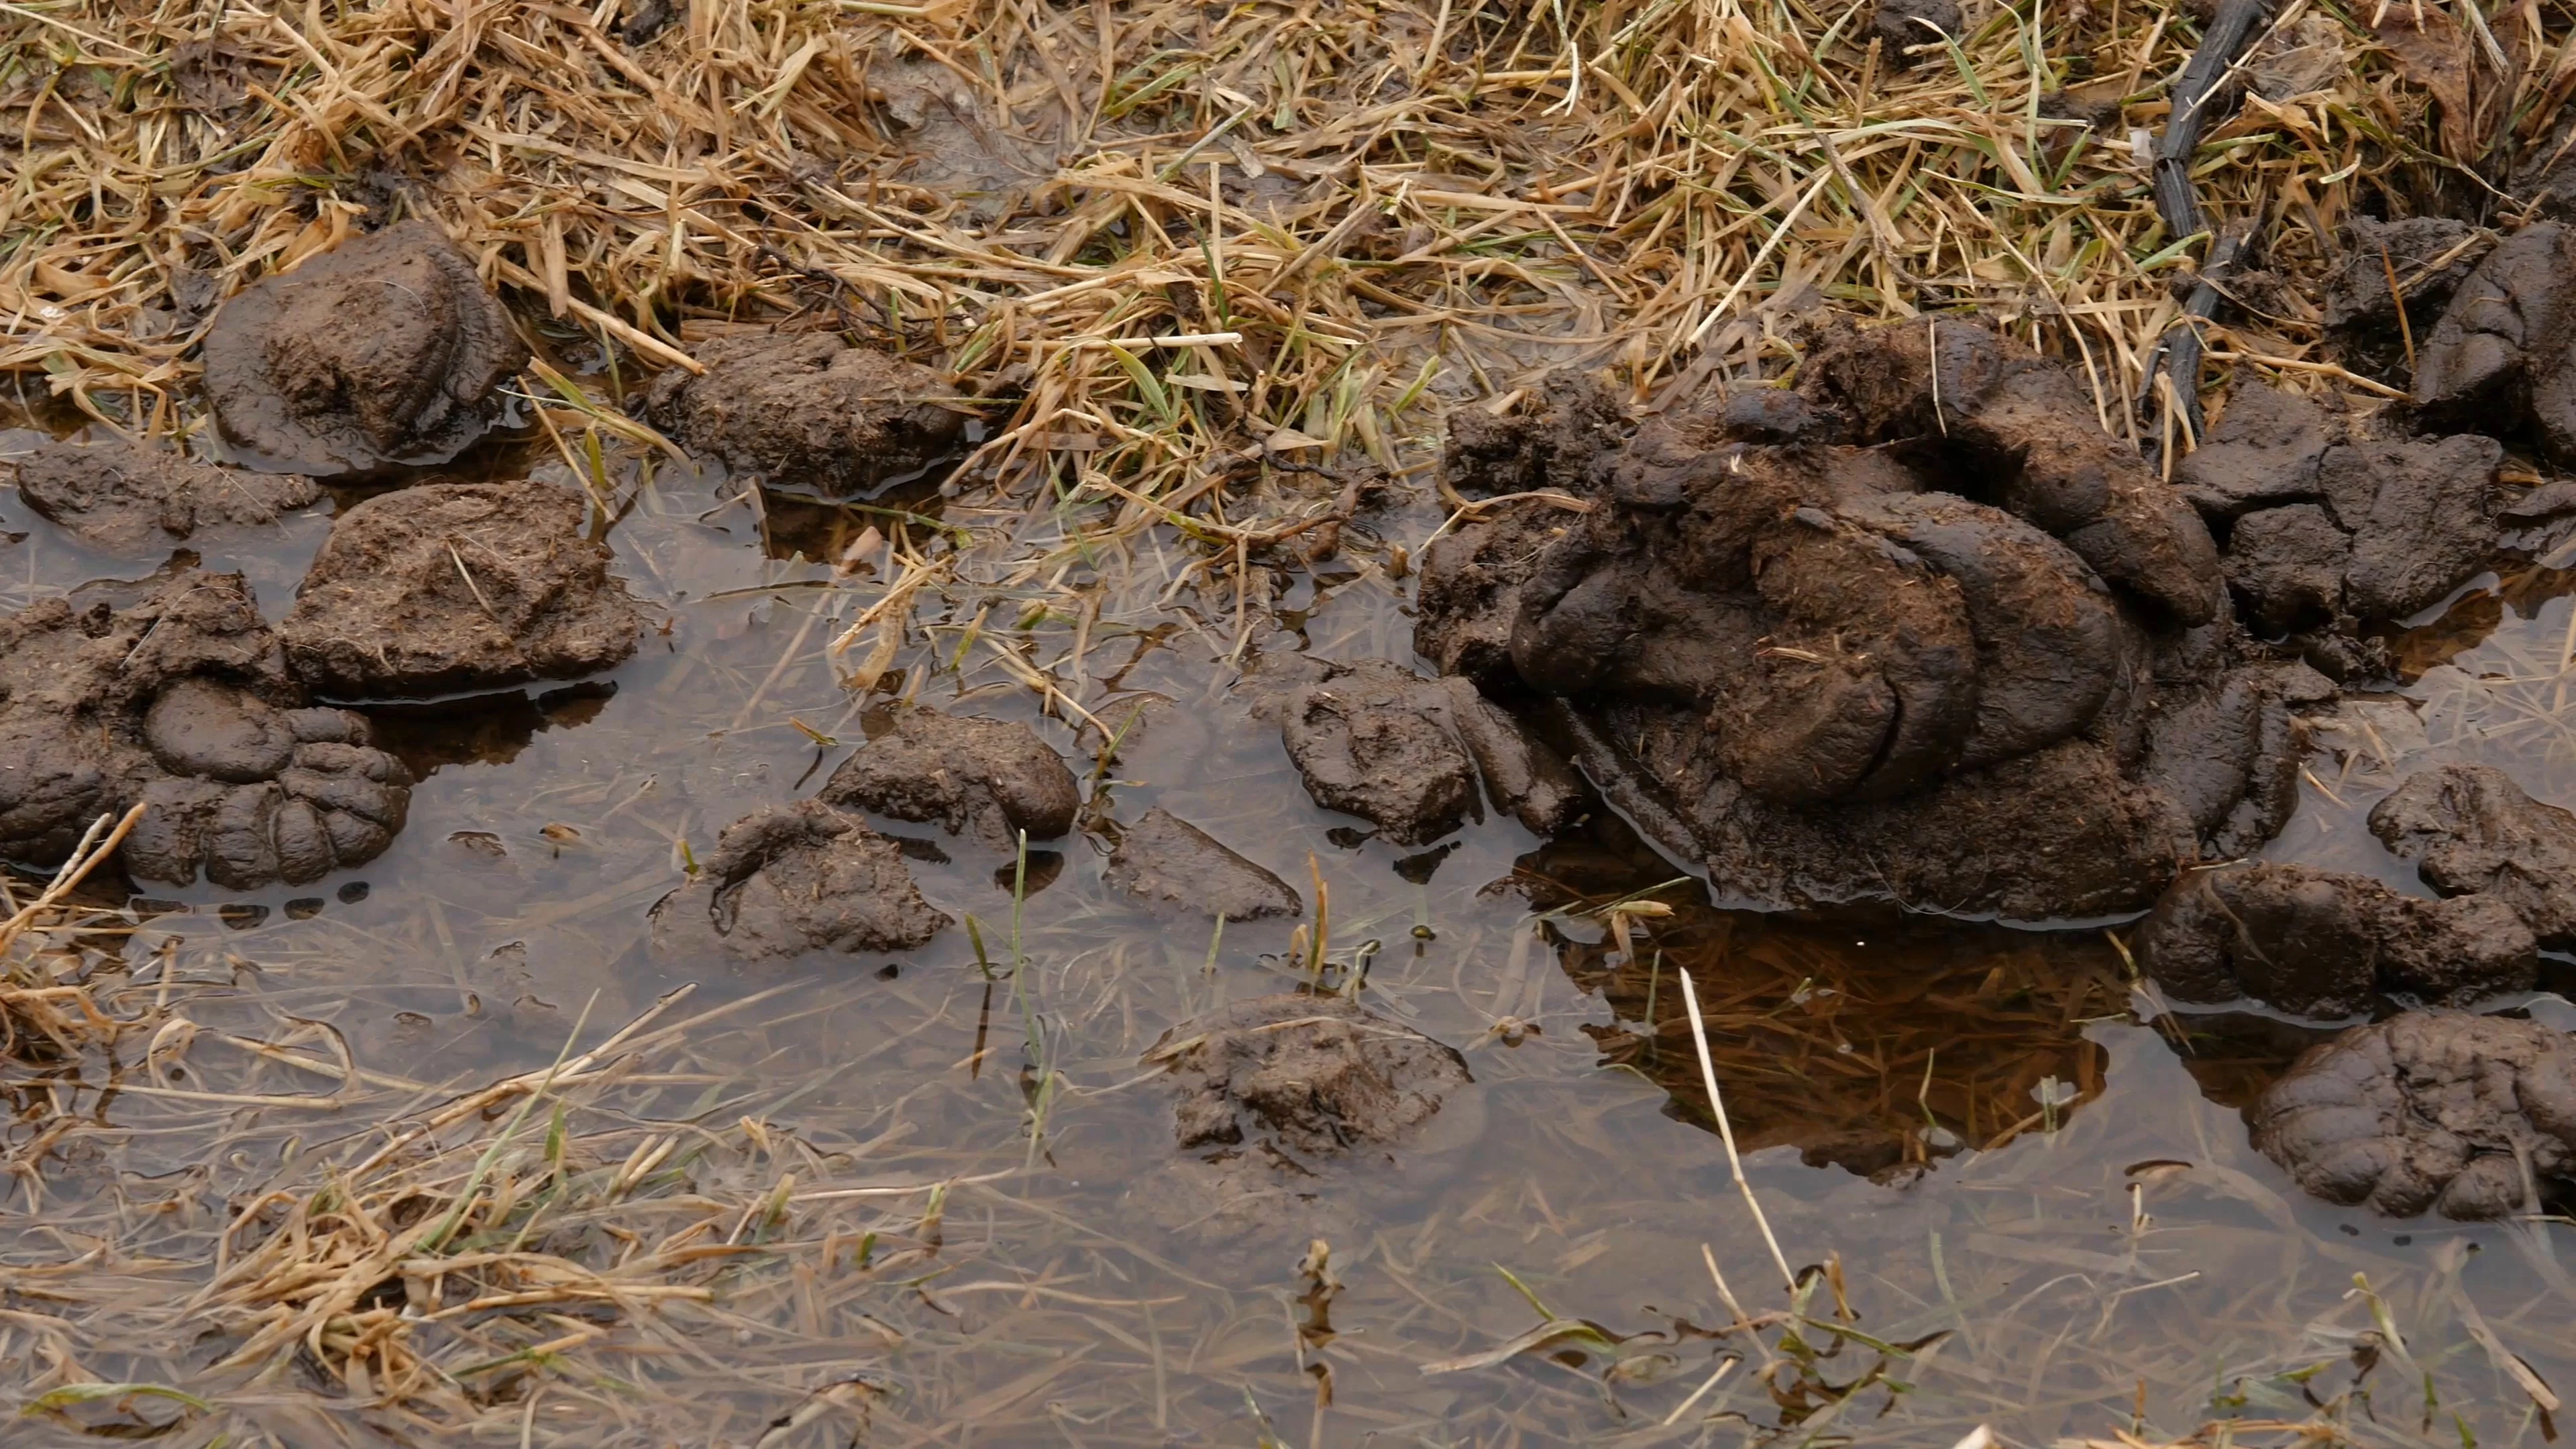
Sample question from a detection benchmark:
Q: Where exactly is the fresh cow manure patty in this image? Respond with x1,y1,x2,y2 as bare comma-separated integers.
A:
1413,316,2312,920
2254,1012,2576,1220
201,220,525,476
0,571,410,889
5,439,319,553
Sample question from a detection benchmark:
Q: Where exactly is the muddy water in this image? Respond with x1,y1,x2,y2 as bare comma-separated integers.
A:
9,411,2576,1446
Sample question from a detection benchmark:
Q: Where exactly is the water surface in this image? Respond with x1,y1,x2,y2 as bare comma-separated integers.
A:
5,415,2575,1448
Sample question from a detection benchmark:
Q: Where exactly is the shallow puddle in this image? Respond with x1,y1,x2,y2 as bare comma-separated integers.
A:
7,410,2576,1448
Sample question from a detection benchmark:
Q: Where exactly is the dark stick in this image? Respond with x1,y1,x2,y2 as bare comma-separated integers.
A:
2137,0,2275,452
2153,0,2273,241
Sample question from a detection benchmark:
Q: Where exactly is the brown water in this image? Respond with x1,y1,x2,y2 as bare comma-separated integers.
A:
7,413,2576,1448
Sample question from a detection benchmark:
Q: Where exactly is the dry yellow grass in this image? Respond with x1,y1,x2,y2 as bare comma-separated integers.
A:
3,977,976,1440
2,0,2533,493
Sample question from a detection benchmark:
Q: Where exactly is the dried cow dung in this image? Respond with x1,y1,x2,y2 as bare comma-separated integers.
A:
645,333,968,498
2414,221,2576,462
1148,993,1473,1173
280,482,645,698
2369,764,2576,951
2320,216,2484,333
818,705,1079,852
1412,317,2310,920
2136,861,2535,1019
649,800,949,959
0,571,410,888
202,221,525,476
1247,655,1585,846
1871,0,1960,60
2253,1012,2576,1220
7,440,318,553
1104,807,1301,921
2176,384,2500,631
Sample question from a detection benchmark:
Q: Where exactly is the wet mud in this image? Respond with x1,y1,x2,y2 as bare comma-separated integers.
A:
2412,222,2576,462
1870,0,1960,60
1249,653,1581,845
1154,991,1474,1169
2321,216,2487,346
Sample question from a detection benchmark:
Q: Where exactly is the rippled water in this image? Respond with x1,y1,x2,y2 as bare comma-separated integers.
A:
6,403,2576,1446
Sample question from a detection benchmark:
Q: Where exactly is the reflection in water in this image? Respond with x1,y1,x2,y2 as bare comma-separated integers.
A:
1516,812,2126,1179
362,682,617,776
1554,892,2124,1181
753,474,957,565
2148,1008,2341,1113
2384,553,2576,690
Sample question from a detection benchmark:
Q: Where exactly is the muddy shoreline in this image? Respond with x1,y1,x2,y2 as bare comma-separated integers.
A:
11,0,2576,1438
